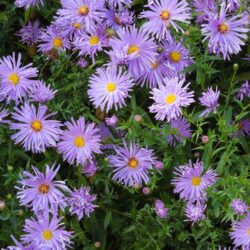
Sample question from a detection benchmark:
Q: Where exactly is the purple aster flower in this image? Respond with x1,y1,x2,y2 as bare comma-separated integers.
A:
243,54,250,62
104,8,134,30
0,107,9,124
162,38,193,72
201,4,249,60
29,81,57,103
15,0,44,9
77,57,89,68
10,103,61,153
105,115,118,127
0,53,38,104
16,164,69,214
140,0,191,39
230,214,250,249
108,141,156,187
236,81,250,101
137,54,173,88
237,119,250,137
38,24,71,53
149,77,194,121
199,87,220,117
6,235,34,250
88,66,135,112
82,160,98,177
73,25,108,63
185,202,206,224
171,159,217,202
16,21,41,46
154,199,168,219
166,117,192,146
106,46,131,66
225,0,240,12
107,0,133,9
57,117,101,165
109,26,157,77
21,215,72,249
231,199,248,215
154,160,164,170
57,0,105,33
192,0,217,24
68,186,97,220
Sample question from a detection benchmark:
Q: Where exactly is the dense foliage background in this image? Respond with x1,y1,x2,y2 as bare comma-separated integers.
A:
0,0,249,249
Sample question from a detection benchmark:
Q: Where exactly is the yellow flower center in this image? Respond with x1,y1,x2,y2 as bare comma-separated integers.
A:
169,51,182,62
31,120,42,132
8,73,20,85
128,157,138,168
127,45,140,55
42,230,53,241
165,94,177,105
151,61,159,69
89,36,99,45
74,136,85,147
38,183,50,194
160,10,170,20
72,22,81,29
79,5,89,16
247,229,250,236
191,176,202,186
218,23,229,34
106,82,116,92
53,37,63,48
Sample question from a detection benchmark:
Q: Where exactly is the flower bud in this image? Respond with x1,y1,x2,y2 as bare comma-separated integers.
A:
7,165,13,171
154,161,164,170
201,135,209,144
94,242,101,248
233,63,239,73
142,187,151,195
0,200,6,211
134,114,142,123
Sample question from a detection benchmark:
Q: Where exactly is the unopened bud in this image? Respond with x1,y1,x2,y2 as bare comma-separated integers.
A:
134,114,142,123
185,30,190,36
94,241,101,248
155,161,164,170
18,209,24,216
201,135,209,144
7,194,12,199
0,200,6,211
233,63,239,73
142,187,151,195
194,152,200,158
7,165,13,171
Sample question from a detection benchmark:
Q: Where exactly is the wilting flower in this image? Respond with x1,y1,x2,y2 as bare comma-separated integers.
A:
166,117,191,146
10,103,61,153
0,53,38,104
0,107,9,124
108,141,156,187
230,214,250,249
17,165,69,214
185,202,206,224
57,0,104,33
57,117,101,165
88,66,135,112
230,199,248,215
38,24,71,53
105,115,118,127
154,199,168,219
192,0,217,23
171,160,217,202
6,235,34,250
140,0,191,39
236,81,250,101
109,26,157,77
199,87,220,117
68,186,97,220
30,81,57,103
21,215,72,249
237,119,250,137
82,160,98,177
15,0,44,9
16,21,41,46
201,4,249,59
149,77,194,121
162,38,192,72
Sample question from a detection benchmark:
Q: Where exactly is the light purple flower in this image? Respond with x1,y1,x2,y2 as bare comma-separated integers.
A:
230,214,250,249
108,141,156,187
16,21,41,46
236,81,250,101
226,0,240,12
38,24,71,53
0,53,38,104
237,119,250,137
10,103,61,153
185,202,206,224
231,199,248,215
16,164,69,214
166,117,191,146
57,117,101,165
171,160,217,202
57,0,105,33
82,160,98,177
105,115,118,127
199,87,220,117
107,0,133,9
68,186,97,220
154,160,164,170
109,26,157,77
6,235,34,250
201,5,249,60
0,107,9,124
154,199,168,219
29,81,57,103
21,215,73,249
140,0,191,39
149,77,194,121
15,0,44,9
88,66,135,112
77,57,89,68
